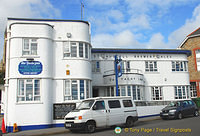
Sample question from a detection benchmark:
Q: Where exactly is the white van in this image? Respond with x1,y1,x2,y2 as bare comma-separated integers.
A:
64,97,138,133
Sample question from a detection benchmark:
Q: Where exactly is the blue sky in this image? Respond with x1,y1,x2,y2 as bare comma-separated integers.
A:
1,0,200,59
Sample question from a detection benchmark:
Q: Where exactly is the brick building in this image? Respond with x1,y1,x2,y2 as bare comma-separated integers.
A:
179,28,200,98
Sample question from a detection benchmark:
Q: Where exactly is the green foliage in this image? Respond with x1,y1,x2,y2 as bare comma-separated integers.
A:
0,70,5,84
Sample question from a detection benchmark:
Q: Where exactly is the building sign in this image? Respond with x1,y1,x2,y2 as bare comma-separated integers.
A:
18,61,43,75
53,103,76,120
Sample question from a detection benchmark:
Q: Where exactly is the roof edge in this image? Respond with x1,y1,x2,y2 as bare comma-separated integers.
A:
7,17,89,25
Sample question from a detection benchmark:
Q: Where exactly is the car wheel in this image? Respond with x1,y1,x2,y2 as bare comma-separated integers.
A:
194,110,199,117
85,121,96,133
126,117,134,127
177,112,182,119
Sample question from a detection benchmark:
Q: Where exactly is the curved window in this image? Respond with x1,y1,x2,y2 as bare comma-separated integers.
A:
63,41,91,59
64,79,91,101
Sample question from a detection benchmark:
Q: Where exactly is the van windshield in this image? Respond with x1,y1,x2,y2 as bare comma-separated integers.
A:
168,101,181,107
76,100,95,110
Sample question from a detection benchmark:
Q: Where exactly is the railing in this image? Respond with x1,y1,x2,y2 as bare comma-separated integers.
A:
103,69,143,77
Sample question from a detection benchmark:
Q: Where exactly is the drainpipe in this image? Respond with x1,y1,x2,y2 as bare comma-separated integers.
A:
4,27,11,130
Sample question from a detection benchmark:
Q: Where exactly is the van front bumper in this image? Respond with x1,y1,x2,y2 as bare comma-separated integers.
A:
64,122,86,130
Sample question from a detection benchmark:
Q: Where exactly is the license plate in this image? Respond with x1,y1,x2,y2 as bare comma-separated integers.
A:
65,124,71,127
162,113,168,116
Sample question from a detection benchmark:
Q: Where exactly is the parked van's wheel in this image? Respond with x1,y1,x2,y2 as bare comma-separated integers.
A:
177,112,182,119
194,110,199,117
126,117,134,127
85,121,96,133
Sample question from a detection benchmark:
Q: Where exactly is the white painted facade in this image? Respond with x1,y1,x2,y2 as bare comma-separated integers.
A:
3,18,191,132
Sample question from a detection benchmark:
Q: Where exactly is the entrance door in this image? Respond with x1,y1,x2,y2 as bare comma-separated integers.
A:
93,88,99,97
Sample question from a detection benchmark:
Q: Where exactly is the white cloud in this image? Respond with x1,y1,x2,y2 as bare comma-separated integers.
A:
108,10,124,21
92,30,141,48
168,4,200,48
87,0,119,6
146,33,167,48
0,0,61,58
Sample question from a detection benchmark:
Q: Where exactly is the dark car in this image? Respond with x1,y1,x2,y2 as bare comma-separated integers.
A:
160,100,199,119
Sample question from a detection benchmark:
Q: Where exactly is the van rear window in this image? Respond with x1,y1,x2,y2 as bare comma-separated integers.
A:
123,100,133,107
108,100,121,108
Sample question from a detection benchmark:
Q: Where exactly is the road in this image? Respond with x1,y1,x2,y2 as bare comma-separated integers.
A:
50,116,200,136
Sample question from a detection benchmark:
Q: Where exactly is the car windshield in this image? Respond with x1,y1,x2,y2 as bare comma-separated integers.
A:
76,100,95,110
168,101,181,107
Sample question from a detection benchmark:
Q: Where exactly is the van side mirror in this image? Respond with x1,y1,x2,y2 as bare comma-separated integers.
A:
92,105,97,110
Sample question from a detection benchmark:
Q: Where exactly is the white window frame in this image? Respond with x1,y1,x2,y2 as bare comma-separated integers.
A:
63,42,71,57
64,79,90,101
190,83,197,98
17,79,41,102
151,87,163,100
22,38,38,56
195,49,200,71
92,61,100,73
172,61,188,72
145,61,157,72
174,86,189,99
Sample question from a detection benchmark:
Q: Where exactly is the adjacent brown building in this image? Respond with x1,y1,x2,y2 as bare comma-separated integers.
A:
179,28,200,98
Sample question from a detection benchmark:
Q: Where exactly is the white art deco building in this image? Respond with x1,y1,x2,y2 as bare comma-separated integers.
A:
2,18,191,132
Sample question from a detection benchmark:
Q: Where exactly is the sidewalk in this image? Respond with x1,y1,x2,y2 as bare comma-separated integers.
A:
3,116,161,136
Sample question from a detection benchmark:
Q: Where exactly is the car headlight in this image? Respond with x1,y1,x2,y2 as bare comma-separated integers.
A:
169,109,176,113
160,110,163,113
75,116,82,120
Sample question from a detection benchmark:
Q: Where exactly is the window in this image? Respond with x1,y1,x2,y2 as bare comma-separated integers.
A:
121,86,126,96
63,42,90,59
18,79,40,102
190,82,197,98
174,86,189,99
63,42,70,57
80,80,84,100
108,100,121,108
64,80,71,100
85,43,88,58
172,61,188,71
71,43,77,57
145,61,157,72
94,101,105,110
92,61,100,73
22,39,38,55
71,80,78,100
64,79,90,101
79,42,84,57
132,85,143,100
127,86,131,96
126,61,130,72
195,49,200,71
123,100,133,107
152,87,163,100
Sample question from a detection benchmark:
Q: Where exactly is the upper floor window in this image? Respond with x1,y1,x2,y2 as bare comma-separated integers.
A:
172,61,188,72
92,61,100,73
63,41,90,59
145,61,157,72
195,49,200,71
22,39,38,55
17,79,40,102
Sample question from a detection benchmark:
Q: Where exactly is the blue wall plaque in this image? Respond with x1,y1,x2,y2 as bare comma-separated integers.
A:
18,61,43,75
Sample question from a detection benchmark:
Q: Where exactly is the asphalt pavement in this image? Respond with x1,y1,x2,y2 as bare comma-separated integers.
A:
2,116,160,136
